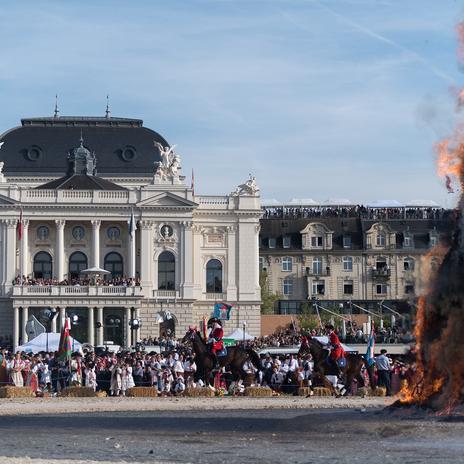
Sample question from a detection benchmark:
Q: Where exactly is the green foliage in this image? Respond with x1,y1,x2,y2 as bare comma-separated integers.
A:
260,270,280,314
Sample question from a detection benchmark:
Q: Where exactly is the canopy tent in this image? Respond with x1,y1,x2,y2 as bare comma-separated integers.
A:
16,332,83,354
322,198,353,206
287,198,318,206
261,199,283,207
406,199,440,207
367,200,404,208
226,328,254,341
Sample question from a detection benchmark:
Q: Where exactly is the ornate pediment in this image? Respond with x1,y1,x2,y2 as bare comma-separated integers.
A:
0,193,19,205
137,192,197,209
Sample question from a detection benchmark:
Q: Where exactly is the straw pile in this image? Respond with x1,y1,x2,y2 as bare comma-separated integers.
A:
297,387,312,396
59,387,96,398
185,387,215,397
126,387,158,398
95,390,108,398
369,386,386,397
0,386,34,398
312,387,332,397
244,386,273,397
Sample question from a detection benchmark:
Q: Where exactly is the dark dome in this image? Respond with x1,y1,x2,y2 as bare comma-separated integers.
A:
0,116,168,177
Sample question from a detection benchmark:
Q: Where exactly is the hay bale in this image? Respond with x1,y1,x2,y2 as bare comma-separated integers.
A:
185,387,215,397
297,387,312,397
0,386,34,398
59,387,96,398
244,386,273,397
95,390,108,398
312,387,333,397
356,387,368,397
370,386,387,397
126,387,158,398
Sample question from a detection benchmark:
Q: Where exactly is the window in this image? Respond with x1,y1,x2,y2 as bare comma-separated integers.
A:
68,252,88,280
343,256,353,271
312,281,325,295
403,234,413,248
283,277,293,295
376,283,388,295
104,252,123,279
404,258,415,271
311,236,323,248
278,301,300,314
312,257,322,275
269,238,276,249
376,259,387,270
107,227,121,240
430,234,438,247
36,226,49,240
206,259,223,293
72,226,85,241
282,257,292,272
376,233,386,247
405,283,415,294
343,236,352,249
158,251,175,290
33,251,52,279
343,281,353,295
283,236,291,248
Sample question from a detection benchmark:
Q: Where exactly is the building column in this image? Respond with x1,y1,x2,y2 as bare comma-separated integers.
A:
13,306,19,352
3,219,17,289
134,307,140,343
59,306,66,330
97,307,104,345
128,221,136,279
91,220,101,269
125,307,132,348
55,220,66,281
87,307,94,345
140,220,154,292
20,219,30,280
181,221,194,299
226,225,237,301
21,306,29,343
51,313,57,333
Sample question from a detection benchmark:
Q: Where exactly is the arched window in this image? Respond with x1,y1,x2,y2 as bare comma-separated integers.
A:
206,259,223,293
104,252,123,278
33,252,53,280
69,252,88,280
158,251,175,290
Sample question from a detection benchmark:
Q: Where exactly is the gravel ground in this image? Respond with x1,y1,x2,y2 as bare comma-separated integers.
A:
0,395,391,415
0,397,462,464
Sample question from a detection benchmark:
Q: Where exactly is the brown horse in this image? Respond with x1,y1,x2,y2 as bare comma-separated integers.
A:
181,328,261,386
299,337,375,395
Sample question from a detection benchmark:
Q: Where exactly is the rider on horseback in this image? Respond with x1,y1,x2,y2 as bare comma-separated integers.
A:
207,318,224,369
326,324,345,378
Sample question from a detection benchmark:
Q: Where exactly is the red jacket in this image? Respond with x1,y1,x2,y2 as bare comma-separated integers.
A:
329,332,345,360
209,326,224,352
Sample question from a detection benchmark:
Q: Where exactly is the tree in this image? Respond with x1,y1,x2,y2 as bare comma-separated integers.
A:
259,270,280,314
297,302,320,332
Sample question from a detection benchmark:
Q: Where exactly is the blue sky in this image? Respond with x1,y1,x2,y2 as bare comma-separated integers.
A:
0,0,463,206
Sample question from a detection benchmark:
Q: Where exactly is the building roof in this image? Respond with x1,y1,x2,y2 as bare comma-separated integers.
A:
0,115,168,177
37,174,126,191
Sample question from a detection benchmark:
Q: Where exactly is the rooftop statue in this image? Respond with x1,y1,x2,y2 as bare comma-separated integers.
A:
233,174,260,196
153,141,182,181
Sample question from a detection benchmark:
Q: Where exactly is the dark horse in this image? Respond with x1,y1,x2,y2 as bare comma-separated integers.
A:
299,337,375,395
182,328,261,385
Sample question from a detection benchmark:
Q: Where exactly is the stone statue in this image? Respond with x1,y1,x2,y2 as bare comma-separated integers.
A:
153,141,181,180
232,174,260,196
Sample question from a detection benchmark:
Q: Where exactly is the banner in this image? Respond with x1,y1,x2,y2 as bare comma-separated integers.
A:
213,302,233,320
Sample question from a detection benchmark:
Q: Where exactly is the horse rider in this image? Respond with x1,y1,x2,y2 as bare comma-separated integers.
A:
326,324,345,377
300,335,310,352
207,318,224,369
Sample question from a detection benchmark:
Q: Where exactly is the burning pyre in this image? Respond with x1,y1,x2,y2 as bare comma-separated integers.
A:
399,22,464,412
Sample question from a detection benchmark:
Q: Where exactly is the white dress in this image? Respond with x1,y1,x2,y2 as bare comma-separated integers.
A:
121,366,135,391
85,367,97,391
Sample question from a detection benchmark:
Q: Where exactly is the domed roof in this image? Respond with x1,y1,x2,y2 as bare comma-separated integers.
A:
0,115,168,178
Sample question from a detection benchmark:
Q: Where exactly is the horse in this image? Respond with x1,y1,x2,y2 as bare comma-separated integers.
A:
181,328,261,386
299,337,375,395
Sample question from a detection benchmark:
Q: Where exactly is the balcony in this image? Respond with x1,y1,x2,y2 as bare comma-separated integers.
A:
152,289,180,299
372,268,391,279
205,292,227,300
18,189,135,204
12,285,142,297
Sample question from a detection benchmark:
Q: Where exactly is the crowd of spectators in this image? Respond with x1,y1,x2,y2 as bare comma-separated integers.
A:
13,275,141,287
263,205,449,221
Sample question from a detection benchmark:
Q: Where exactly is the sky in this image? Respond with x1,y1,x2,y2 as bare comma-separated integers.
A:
0,0,463,206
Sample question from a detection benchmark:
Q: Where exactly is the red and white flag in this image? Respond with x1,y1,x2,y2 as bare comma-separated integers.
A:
17,209,23,241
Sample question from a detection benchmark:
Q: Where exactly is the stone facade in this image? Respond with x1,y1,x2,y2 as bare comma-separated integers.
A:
0,115,262,349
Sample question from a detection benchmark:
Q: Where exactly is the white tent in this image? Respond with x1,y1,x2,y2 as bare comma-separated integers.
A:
322,198,353,206
16,333,83,354
313,336,354,353
226,328,254,341
287,198,318,206
367,200,404,208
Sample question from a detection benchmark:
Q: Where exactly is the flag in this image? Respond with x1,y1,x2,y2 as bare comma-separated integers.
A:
191,169,195,195
363,322,376,367
17,209,23,241
58,317,72,361
213,302,233,320
129,209,136,240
